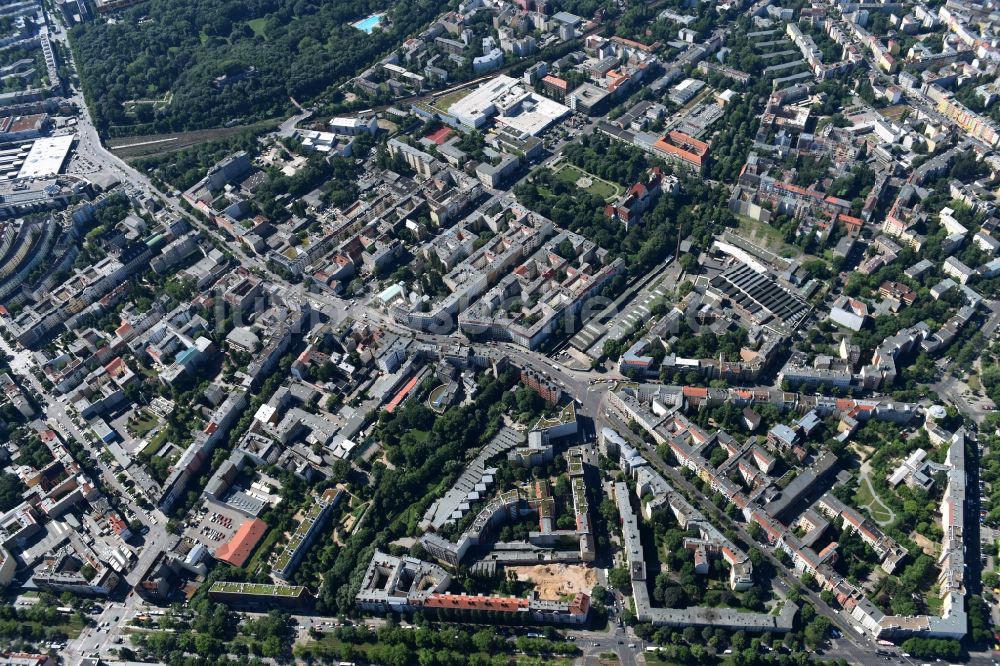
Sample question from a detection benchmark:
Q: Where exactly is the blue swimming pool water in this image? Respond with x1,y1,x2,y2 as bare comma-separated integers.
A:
353,14,382,33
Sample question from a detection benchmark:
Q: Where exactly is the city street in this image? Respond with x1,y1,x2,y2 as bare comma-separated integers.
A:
1,319,176,666
935,373,996,425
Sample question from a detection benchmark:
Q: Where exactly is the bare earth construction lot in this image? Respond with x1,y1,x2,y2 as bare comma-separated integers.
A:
507,564,597,601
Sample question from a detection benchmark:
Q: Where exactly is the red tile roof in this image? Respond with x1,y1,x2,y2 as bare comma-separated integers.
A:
426,127,453,145
108,513,130,536
385,375,420,414
213,518,268,567
542,75,569,90
652,131,710,167
424,593,530,612
612,36,657,52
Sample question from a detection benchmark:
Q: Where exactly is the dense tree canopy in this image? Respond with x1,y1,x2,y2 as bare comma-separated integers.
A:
517,134,733,287
70,0,443,134
0,473,25,513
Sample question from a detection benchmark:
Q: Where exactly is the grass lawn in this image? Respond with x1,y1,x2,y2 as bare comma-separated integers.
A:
868,503,893,523
135,364,157,379
924,590,943,615
855,476,893,523
534,410,574,431
433,87,473,113
647,655,710,666
351,500,371,520
21,613,87,639
243,526,280,574
410,429,430,443
879,105,911,122
129,410,159,438
969,374,982,391
868,500,892,523
552,163,622,201
854,479,874,506
247,18,268,37
139,437,160,458
735,216,801,258
141,427,169,457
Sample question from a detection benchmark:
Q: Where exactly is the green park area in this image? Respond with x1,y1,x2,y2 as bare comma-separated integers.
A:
552,163,623,201
854,475,894,525
69,0,443,134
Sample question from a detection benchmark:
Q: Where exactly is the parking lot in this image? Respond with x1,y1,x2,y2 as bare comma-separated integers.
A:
183,501,249,551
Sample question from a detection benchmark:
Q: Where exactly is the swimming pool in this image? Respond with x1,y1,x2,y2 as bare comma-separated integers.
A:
352,14,383,33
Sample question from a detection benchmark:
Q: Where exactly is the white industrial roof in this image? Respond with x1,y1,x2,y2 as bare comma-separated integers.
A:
17,134,73,179
449,75,570,134
496,95,570,136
